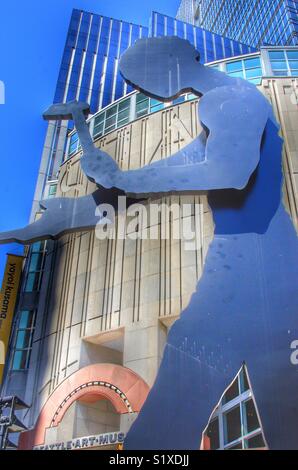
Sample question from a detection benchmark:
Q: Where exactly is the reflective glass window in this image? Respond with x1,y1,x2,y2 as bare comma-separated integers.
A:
12,310,36,371
246,434,265,449
187,93,198,101
19,311,34,330
269,51,285,60
69,132,79,155
93,113,105,138
287,50,298,60
29,253,43,272
224,406,242,445
222,378,239,404
245,68,262,79
271,61,288,70
136,93,150,118
204,367,265,450
16,330,31,350
49,184,57,198
105,115,117,133
150,98,164,113
228,70,245,78
244,58,261,69
273,70,288,76
173,96,186,105
226,61,243,72
244,399,260,434
25,272,40,292
289,60,298,69
117,98,130,126
12,351,28,371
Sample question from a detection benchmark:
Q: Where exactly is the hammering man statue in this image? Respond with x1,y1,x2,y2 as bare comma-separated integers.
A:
1,37,298,449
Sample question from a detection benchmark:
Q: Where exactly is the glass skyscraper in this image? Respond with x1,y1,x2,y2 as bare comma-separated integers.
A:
31,10,148,218
151,12,255,63
176,0,200,25
177,0,298,47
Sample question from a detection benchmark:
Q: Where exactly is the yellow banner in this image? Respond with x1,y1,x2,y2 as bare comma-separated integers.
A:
0,254,24,384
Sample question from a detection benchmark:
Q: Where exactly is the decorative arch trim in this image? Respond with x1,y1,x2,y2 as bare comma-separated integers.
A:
18,364,150,450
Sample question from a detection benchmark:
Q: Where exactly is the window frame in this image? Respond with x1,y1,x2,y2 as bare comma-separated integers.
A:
205,367,266,450
11,310,37,372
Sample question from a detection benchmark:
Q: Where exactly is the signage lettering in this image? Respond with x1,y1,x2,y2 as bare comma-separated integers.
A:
33,431,125,451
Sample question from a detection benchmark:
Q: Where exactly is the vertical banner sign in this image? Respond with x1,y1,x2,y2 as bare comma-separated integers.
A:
0,254,23,384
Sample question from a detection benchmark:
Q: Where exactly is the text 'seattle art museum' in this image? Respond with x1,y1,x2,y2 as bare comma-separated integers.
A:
1,1,298,450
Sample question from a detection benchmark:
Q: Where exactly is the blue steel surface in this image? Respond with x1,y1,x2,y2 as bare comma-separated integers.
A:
0,190,119,244
125,119,298,450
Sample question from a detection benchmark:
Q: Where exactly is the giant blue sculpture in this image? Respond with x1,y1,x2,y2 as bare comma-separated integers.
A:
0,36,298,449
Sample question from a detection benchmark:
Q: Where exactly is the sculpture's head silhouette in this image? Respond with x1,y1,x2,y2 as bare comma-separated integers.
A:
120,36,204,101
119,36,239,101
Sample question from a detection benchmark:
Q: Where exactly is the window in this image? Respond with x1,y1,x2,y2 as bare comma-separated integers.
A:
226,60,242,72
12,310,36,371
172,95,186,105
224,405,242,445
93,112,105,138
225,57,262,85
287,50,298,75
92,97,131,141
136,93,150,118
271,61,288,70
268,49,298,77
150,98,164,113
209,64,220,70
105,105,117,133
228,70,245,79
24,242,46,293
204,367,266,450
69,132,79,155
117,98,130,127
269,50,285,60
186,93,199,101
48,184,57,199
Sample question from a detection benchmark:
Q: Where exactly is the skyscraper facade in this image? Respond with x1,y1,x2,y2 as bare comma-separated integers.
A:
177,0,298,47
176,0,200,25
151,11,255,63
31,10,148,219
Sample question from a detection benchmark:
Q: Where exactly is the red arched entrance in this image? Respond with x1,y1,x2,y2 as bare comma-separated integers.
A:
18,364,150,450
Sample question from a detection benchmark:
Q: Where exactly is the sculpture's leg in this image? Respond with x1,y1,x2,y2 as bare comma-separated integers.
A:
124,232,245,450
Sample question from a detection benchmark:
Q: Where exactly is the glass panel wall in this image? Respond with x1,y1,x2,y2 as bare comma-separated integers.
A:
225,56,262,84
268,49,298,77
12,310,36,371
204,367,266,450
24,242,47,293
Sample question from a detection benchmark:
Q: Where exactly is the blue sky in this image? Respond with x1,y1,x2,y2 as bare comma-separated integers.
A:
0,0,180,284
